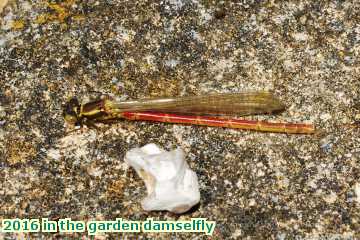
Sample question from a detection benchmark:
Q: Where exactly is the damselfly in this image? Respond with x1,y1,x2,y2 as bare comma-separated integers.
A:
63,91,315,134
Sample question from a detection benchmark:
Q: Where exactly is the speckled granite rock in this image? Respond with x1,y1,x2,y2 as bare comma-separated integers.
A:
1,1,359,239
0,0,9,14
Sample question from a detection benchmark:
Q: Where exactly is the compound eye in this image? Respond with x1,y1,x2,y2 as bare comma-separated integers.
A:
68,98,80,112
63,97,81,124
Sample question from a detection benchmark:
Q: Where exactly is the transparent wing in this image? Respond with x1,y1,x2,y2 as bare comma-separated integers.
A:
106,91,286,117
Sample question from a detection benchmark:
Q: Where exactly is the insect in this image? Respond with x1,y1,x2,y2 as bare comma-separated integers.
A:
63,91,315,134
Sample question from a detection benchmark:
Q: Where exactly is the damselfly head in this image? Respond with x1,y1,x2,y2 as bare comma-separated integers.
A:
63,97,81,125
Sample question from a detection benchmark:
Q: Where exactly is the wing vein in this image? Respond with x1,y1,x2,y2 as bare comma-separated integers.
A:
106,91,286,117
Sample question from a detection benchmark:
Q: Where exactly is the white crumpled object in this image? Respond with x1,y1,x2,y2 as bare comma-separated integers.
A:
124,143,200,214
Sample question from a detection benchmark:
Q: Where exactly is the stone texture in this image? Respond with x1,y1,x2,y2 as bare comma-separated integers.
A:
1,1,359,239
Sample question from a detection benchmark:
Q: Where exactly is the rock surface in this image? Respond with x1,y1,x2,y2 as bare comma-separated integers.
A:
1,1,359,239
